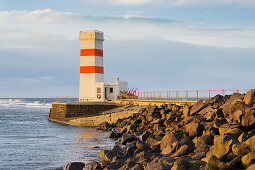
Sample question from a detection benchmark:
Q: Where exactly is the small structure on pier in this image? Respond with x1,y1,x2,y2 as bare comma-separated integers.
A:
79,30,128,102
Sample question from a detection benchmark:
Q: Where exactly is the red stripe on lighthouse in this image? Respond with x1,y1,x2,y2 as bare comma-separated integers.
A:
80,66,104,74
80,49,103,56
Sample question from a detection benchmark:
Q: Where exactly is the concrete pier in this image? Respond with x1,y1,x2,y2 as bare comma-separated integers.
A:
48,102,120,124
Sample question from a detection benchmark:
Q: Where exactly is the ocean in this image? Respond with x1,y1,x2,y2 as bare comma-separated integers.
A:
0,98,115,170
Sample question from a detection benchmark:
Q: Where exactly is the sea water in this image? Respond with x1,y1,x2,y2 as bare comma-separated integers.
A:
0,98,115,170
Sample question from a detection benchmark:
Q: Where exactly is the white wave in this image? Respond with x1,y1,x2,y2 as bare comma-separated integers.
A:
0,98,52,109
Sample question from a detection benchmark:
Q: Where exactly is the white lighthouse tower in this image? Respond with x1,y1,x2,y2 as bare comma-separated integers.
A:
79,30,128,102
79,30,105,101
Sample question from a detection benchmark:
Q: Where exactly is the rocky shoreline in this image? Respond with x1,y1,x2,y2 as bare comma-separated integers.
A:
63,89,255,170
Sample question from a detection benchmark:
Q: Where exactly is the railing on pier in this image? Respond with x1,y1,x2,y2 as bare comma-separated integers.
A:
129,89,249,101
52,89,250,103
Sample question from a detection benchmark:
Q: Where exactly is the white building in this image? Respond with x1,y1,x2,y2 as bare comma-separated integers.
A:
79,30,128,102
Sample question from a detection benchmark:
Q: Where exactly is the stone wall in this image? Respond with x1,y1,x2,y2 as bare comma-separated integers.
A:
48,102,120,123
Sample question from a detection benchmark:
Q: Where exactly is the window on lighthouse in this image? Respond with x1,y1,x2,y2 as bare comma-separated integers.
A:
110,88,113,93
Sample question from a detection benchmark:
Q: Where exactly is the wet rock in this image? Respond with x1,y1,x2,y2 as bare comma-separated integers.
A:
83,161,101,170
108,130,120,139
232,143,250,157
185,122,204,138
243,89,255,106
241,152,255,167
63,162,85,170
135,140,150,153
99,122,111,131
160,132,178,151
190,100,205,116
121,133,137,145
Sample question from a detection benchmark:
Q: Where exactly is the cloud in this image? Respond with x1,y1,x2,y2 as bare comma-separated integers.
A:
92,0,255,6
0,9,254,97
0,8,254,48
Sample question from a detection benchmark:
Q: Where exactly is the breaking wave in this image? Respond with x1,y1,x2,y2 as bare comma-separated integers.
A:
0,98,52,109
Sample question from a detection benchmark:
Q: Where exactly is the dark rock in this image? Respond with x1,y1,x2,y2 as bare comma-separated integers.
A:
83,161,101,170
171,157,191,170
232,143,250,157
185,122,204,138
99,122,111,131
145,162,171,170
135,140,150,153
63,162,85,170
190,100,205,116
191,152,206,160
121,133,137,145
205,155,224,170
119,161,137,170
244,135,255,153
108,130,120,139
145,137,159,146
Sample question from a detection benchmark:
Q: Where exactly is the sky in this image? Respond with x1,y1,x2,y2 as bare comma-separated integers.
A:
0,0,254,97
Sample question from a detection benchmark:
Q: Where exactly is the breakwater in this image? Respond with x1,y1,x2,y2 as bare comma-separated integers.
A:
63,89,255,170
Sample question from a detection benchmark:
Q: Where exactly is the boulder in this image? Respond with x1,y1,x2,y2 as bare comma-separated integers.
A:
182,105,190,119
63,162,85,170
119,161,137,170
232,143,250,157
190,100,205,116
121,133,137,145
139,131,151,142
160,132,178,151
172,145,190,157
241,152,255,167
205,155,225,170
171,157,190,170
145,162,172,170
108,130,120,139
241,109,255,128
205,135,235,160
199,106,217,121
244,135,255,153
219,127,243,139
83,161,101,170
243,89,255,106
191,152,206,160
247,164,255,170
184,122,204,138
99,122,111,131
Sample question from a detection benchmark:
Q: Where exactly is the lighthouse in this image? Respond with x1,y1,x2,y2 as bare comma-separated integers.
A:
79,30,128,102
